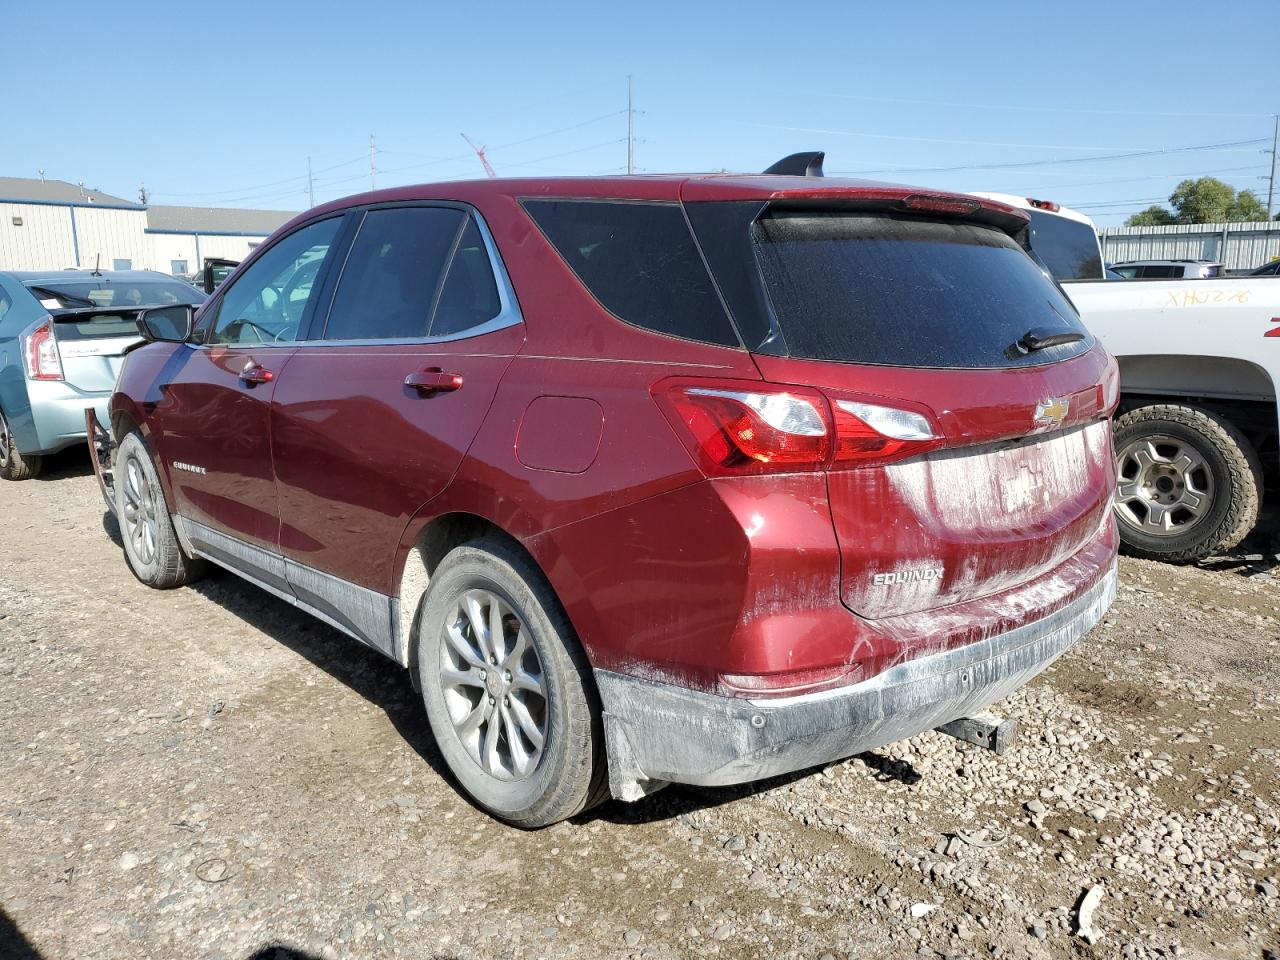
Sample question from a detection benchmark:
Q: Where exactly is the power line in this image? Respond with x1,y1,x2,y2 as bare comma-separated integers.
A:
747,121,1162,152
814,91,1275,120
832,137,1270,177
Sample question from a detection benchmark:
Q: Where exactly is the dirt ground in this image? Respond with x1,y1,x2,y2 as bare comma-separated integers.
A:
2,449,1279,960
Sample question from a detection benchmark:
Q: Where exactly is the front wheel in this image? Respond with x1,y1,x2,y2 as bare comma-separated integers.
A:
0,408,42,481
416,537,607,828
115,432,205,588
1112,403,1262,563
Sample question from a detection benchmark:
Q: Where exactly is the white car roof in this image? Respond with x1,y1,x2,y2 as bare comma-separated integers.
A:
967,192,1097,229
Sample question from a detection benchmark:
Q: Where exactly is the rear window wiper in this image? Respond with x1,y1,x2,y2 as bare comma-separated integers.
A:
1007,326,1086,359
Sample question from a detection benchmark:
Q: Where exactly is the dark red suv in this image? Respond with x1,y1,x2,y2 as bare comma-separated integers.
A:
99,157,1119,826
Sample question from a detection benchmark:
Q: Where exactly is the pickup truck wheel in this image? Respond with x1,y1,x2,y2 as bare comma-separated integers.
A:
0,409,42,481
416,537,607,828
115,432,205,588
1113,404,1262,563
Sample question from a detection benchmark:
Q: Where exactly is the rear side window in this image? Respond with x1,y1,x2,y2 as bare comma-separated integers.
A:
325,207,464,341
753,213,1090,369
523,199,739,347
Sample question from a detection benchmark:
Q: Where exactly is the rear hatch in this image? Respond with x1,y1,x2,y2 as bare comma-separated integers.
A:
26,278,204,392
689,196,1117,620
50,310,144,391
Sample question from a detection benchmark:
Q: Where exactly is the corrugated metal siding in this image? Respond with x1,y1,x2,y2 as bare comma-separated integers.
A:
74,208,150,271
0,201,275,272
1100,221,1280,270
0,202,77,270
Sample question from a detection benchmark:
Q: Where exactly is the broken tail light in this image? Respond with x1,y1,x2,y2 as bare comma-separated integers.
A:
21,319,64,381
656,380,943,475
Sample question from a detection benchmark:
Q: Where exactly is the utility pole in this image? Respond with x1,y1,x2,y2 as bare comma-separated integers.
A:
1268,115,1278,220
626,75,635,175
138,182,148,205
307,156,315,208
370,135,377,190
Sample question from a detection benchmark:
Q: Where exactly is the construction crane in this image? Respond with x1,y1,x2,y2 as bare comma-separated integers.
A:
461,134,496,178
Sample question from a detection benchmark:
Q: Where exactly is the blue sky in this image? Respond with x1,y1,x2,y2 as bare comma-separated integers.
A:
5,0,1276,226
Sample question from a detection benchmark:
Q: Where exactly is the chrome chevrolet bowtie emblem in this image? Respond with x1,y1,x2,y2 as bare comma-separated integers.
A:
1033,397,1069,429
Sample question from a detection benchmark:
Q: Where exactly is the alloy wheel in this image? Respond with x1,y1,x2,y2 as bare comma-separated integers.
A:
121,453,159,564
438,589,548,781
0,412,9,470
1114,434,1213,537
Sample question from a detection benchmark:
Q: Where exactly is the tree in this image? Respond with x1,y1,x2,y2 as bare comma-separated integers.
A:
1125,178,1273,226
1227,189,1268,222
1169,177,1236,223
1126,205,1177,226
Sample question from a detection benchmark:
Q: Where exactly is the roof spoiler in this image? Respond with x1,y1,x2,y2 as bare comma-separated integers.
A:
763,151,824,178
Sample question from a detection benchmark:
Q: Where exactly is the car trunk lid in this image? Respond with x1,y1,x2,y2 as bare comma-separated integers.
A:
50,309,143,393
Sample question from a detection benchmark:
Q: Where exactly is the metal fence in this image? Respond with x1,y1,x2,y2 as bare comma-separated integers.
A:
1098,221,1280,270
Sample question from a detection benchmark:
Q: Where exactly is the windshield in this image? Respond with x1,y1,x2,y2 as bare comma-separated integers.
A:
752,212,1091,369
26,279,205,310
1025,209,1103,281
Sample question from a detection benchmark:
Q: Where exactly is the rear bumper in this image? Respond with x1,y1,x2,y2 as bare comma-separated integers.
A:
21,380,110,455
597,561,1116,801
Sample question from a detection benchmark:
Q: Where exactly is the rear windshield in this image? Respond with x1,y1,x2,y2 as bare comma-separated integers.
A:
752,213,1091,369
1025,209,1103,281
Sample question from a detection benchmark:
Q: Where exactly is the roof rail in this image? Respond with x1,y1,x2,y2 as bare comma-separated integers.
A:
763,151,825,178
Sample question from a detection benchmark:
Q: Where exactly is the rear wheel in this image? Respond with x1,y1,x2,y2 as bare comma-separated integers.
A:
416,536,607,828
0,409,42,481
1113,403,1262,563
115,431,205,588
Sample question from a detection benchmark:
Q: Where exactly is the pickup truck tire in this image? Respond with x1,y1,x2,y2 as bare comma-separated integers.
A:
0,409,42,481
114,431,206,588
416,536,607,828
1113,403,1262,563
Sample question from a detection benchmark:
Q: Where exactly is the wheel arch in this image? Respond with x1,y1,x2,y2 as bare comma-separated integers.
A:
395,511,574,687
1117,354,1277,409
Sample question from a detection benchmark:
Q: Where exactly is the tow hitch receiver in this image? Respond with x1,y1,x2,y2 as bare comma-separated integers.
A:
86,408,117,516
935,713,1019,755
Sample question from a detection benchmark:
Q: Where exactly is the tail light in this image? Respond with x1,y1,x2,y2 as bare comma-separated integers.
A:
656,380,942,476
21,319,63,381
1027,197,1061,212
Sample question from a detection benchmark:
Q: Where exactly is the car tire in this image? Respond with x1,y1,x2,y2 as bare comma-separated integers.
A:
1112,403,1262,564
115,431,205,588
416,536,608,828
0,408,42,481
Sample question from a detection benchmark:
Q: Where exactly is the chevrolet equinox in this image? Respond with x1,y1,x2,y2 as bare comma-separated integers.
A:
98,154,1119,827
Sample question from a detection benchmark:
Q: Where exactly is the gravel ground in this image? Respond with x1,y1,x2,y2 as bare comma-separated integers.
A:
2,450,1279,960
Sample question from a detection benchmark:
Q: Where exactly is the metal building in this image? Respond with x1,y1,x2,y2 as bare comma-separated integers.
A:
0,176,293,274
1099,221,1280,271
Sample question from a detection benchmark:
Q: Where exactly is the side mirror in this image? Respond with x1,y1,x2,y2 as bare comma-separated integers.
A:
136,304,194,343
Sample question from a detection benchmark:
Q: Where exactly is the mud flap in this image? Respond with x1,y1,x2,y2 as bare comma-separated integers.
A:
86,408,117,515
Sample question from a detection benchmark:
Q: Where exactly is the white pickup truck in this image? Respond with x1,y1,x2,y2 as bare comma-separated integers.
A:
973,193,1279,563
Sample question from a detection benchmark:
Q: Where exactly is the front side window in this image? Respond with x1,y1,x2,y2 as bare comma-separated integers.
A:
209,217,340,344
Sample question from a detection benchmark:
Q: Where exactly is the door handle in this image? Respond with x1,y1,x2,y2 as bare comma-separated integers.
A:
404,368,463,394
239,360,274,385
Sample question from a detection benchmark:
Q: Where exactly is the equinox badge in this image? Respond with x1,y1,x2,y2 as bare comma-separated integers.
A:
873,567,944,586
